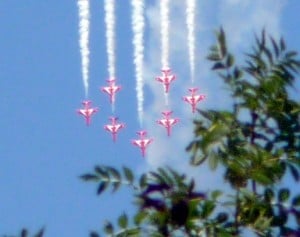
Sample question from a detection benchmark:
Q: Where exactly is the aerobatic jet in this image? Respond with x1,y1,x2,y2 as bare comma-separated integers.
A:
131,130,153,157
156,110,179,136
183,88,206,113
155,67,176,93
104,117,125,142
101,78,121,104
77,100,98,126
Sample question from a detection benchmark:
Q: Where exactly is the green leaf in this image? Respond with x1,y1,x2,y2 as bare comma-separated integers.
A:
116,228,141,237
285,51,297,58
21,229,28,237
123,167,134,184
288,164,300,181
107,167,121,181
157,168,174,185
270,36,279,57
211,190,222,200
200,200,215,218
139,174,147,189
251,171,272,185
233,67,243,79
208,152,218,170
212,62,225,70
218,27,227,57
216,230,233,237
97,182,108,195
112,180,122,193
261,28,266,50
123,228,140,236
150,233,165,237
80,174,99,181
134,211,147,225
292,195,300,206
216,212,228,223
264,47,273,65
95,166,109,179
209,45,219,52
168,169,186,187
226,54,234,67
118,213,128,229
190,154,207,166
103,221,114,235
278,188,290,202
280,37,286,51
264,188,275,202
90,231,100,237
207,53,221,61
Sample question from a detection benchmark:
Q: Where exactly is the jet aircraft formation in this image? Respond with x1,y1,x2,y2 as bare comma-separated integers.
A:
77,66,205,157
76,0,205,157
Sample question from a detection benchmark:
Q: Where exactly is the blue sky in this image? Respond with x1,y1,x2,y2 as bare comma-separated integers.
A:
0,0,299,236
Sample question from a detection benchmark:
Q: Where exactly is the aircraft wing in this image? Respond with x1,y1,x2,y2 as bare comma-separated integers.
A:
132,140,142,147
155,76,164,83
104,125,114,132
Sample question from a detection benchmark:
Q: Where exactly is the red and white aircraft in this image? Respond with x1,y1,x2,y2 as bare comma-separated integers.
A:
131,130,153,157
156,110,179,136
104,117,125,142
101,78,121,104
155,67,176,93
77,100,98,126
183,88,206,113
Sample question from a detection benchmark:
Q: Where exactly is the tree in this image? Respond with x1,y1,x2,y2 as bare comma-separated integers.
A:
5,29,299,237
81,29,300,237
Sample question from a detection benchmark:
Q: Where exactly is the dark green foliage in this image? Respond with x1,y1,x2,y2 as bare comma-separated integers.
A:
118,213,128,229
89,231,100,237
80,166,138,195
21,229,28,237
191,28,300,236
201,28,300,191
103,221,114,235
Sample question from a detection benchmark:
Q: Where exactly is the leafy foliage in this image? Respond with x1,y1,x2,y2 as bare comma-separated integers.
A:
80,166,136,195
83,29,300,236
188,28,300,236
5,28,300,237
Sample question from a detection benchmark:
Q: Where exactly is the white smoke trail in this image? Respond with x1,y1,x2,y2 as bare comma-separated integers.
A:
131,0,145,126
104,0,116,79
160,0,170,69
186,0,196,83
160,0,170,106
77,0,90,98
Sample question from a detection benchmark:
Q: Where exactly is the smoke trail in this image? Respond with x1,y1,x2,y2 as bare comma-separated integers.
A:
160,0,170,106
104,0,116,79
160,0,170,69
186,0,196,83
131,0,145,126
77,0,90,98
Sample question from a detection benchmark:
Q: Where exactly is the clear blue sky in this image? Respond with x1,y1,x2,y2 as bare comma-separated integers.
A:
0,1,299,236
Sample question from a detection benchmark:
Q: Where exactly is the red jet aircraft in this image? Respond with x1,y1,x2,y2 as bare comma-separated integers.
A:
104,117,125,142
77,100,98,126
101,78,121,104
131,130,153,157
183,88,206,113
156,110,179,136
155,67,176,93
